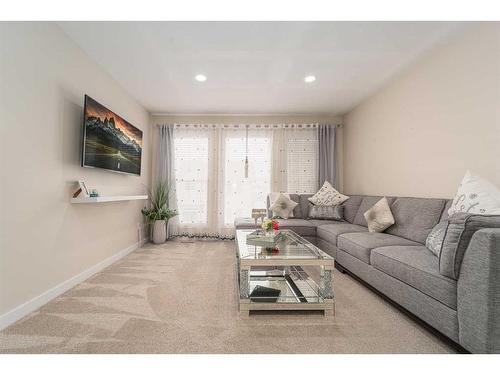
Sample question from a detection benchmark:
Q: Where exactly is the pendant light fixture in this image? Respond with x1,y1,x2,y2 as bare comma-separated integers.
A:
244,125,249,178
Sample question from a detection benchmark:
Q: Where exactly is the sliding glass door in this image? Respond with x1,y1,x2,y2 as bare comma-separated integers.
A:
222,129,272,226
173,127,210,228
171,124,320,238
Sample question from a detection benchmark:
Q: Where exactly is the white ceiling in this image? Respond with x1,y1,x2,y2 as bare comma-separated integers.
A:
59,22,464,115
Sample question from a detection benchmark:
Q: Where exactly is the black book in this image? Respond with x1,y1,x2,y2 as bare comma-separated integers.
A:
250,285,281,302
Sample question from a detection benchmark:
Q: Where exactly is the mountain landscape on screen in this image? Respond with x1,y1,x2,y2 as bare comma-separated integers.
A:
83,96,142,175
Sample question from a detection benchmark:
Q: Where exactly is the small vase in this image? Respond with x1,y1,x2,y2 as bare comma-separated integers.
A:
152,220,167,244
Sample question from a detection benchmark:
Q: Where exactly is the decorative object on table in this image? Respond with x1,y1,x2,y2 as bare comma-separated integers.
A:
249,285,281,302
448,170,500,216
251,208,267,225
261,218,279,235
89,189,100,197
73,180,90,198
308,181,349,206
141,181,178,244
269,193,298,219
264,247,280,255
363,197,395,233
246,229,281,247
308,204,344,221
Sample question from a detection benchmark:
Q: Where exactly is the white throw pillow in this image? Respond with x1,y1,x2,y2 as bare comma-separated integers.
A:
308,181,349,206
270,193,298,219
448,171,500,216
363,197,395,233
269,192,295,218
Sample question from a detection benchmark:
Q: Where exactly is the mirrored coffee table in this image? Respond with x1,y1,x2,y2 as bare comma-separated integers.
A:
235,229,335,316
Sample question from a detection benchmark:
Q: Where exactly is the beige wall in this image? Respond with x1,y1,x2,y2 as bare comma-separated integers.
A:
151,114,344,190
343,23,500,198
0,23,151,317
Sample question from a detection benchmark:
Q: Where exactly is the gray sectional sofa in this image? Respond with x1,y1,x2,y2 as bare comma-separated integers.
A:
235,194,500,353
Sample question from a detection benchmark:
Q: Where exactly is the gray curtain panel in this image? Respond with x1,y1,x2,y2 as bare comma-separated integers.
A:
157,124,175,187
157,124,178,236
318,124,337,188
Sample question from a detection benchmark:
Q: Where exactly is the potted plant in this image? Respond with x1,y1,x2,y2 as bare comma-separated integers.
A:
141,182,178,244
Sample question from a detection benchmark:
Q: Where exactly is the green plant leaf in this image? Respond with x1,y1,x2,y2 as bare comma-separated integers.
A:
141,180,179,223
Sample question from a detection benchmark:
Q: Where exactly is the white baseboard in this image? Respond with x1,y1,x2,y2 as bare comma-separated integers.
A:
0,237,148,331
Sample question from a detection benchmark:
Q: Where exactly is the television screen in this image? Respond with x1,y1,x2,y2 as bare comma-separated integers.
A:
82,95,142,176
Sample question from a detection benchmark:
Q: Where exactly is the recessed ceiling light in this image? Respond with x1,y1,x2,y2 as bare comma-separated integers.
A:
304,75,316,83
195,74,207,82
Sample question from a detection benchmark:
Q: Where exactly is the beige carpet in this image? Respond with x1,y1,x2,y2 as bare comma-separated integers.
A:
0,240,456,353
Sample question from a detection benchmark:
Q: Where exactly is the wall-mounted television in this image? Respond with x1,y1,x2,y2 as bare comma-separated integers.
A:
82,95,142,176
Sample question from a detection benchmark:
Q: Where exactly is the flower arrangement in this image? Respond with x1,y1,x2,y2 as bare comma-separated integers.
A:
261,219,279,232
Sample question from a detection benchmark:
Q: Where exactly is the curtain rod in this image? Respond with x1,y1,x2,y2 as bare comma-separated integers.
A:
155,123,342,128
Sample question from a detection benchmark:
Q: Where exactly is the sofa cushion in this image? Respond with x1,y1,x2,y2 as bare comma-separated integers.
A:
307,204,343,221
448,170,500,216
426,221,447,257
353,196,396,227
270,193,298,219
298,194,314,221
440,200,453,222
337,232,420,264
371,246,457,309
275,219,316,237
341,195,363,223
234,217,259,230
317,223,367,245
439,213,500,279
267,194,302,219
308,219,348,227
308,181,349,206
386,197,446,244
364,197,395,233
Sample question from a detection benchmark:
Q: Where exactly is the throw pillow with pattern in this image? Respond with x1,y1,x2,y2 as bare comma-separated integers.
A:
448,171,500,216
425,221,447,257
308,181,349,206
308,204,344,221
363,197,395,233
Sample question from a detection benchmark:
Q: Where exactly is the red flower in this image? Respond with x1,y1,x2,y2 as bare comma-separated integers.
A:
272,221,279,230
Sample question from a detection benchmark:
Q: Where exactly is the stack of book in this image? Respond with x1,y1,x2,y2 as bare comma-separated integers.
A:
249,285,281,302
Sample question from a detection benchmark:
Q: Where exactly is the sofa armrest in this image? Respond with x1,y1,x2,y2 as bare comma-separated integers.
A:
458,228,500,353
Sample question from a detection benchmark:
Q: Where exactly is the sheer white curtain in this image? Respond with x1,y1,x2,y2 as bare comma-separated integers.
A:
169,123,319,239
171,126,213,236
272,124,319,193
171,124,272,238
220,126,272,228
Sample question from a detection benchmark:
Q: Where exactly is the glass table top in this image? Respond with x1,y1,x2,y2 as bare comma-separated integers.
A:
236,229,334,260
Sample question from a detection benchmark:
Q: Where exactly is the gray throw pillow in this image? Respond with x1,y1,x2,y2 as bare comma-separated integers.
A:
439,213,500,279
425,221,447,257
308,204,344,221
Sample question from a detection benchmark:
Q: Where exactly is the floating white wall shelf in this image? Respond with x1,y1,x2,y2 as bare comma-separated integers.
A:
71,195,148,204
